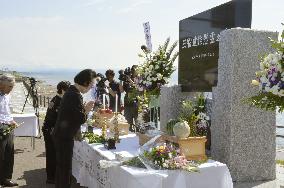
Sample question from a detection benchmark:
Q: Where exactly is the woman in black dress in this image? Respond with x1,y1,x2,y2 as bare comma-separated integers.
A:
53,69,96,188
42,81,70,184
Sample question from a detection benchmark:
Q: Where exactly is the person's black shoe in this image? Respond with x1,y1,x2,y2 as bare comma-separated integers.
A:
46,179,55,184
1,180,18,187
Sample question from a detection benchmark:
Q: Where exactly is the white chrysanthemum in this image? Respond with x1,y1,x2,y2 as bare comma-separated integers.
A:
260,62,265,70
277,63,282,71
268,53,282,66
260,76,268,84
163,162,169,168
157,73,163,80
278,90,284,96
155,65,159,70
149,65,153,70
271,85,280,95
263,55,270,63
265,85,271,92
144,72,149,77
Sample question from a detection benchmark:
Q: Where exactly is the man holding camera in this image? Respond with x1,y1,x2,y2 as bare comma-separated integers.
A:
119,65,139,131
105,69,121,112
0,74,18,187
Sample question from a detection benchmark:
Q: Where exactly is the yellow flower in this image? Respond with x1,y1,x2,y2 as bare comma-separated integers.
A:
159,145,166,151
251,80,260,86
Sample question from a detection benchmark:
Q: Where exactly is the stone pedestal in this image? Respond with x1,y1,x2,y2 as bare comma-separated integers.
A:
160,85,195,132
211,28,277,181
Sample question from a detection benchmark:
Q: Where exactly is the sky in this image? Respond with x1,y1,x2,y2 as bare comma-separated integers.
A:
0,0,283,72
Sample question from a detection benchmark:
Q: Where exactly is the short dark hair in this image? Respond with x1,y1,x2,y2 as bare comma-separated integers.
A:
105,69,115,77
74,69,97,87
57,81,71,94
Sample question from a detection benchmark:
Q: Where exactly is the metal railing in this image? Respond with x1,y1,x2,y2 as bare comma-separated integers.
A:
277,126,284,138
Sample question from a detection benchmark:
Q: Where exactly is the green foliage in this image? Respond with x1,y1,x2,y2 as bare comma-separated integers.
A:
169,94,209,137
188,114,198,137
276,159,284,166
195,93,206,114
179,100,195,121
244,92,284,113
166,119,180,135
82,132,106,144
122,157,146,168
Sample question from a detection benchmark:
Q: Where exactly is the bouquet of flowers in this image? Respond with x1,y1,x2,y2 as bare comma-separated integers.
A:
245,26,284,112
82,132,106,144
137,37,179,96
0,123,17,140
139,137,199,172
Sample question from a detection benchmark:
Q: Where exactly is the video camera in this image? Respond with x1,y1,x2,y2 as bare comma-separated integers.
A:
29,77,38,87
96,73,108,95
118,67,131,82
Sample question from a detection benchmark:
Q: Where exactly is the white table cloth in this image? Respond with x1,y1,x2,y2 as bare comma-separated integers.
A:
12,113,39,137
72,128,233,188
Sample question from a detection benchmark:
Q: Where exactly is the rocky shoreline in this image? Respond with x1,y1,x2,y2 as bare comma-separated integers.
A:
1,70,57,98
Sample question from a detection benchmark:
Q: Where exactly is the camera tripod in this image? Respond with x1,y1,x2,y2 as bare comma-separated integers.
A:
22,80,42,142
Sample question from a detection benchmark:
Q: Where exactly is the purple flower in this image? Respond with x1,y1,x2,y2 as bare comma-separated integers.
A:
280,82,284,89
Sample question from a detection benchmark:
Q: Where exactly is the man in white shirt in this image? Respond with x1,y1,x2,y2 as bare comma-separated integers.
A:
0,74,18,187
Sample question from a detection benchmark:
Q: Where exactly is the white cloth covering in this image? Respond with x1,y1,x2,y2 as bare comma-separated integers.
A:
12,113,39,137
72,127,233,188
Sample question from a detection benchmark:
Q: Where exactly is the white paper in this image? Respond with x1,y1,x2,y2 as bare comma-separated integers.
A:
143,22,152,52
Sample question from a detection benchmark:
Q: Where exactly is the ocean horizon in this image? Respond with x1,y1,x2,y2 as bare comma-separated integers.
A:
20,70,284,148
21,69,179,86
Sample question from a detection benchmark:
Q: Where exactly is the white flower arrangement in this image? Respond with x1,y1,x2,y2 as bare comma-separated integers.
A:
255,51,284,96
196,112,209,129
137,37,179,96
246,25,284,112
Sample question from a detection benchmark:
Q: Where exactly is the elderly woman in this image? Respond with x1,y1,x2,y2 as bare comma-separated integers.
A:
0,74,18,187
42,81,71,184
53,69,96,188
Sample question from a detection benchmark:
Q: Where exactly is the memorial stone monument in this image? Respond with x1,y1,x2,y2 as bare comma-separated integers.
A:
211,28,277,181
160,86,195,132
161,1,276,183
